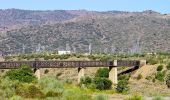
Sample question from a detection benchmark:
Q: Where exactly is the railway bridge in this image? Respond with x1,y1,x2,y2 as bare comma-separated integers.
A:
0,60,146,84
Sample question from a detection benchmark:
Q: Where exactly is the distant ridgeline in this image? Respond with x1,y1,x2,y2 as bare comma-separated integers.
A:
0,9,170,54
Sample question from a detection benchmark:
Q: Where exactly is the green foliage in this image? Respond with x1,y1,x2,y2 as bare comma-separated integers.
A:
61,90,92,100
0,78,18,98
93,94,108,100
116,80,129,93
116,74,130,93
155,71,166,82
16,84,44,98
166,62,170,70
64,79,72,84
147,58,158,65
125,94,143,100
80,76,92,85
93,77,112,90
145,76,152,81
152,96,163,100
9,95,23,100
118,74,130,81
137,74,143,80
95,68,109,78
166,73,170,88
39,76,64,97
4,65,37,83
157,65,163,71
44,69,49,74
152,78,156,83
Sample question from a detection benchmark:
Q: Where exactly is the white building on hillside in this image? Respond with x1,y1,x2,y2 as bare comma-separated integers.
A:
58,50,71,55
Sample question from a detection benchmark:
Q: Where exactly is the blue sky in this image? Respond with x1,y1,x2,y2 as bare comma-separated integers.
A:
1,0,170,13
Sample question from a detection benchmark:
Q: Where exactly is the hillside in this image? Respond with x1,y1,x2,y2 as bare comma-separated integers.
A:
0,9,170,54
0,9,78,33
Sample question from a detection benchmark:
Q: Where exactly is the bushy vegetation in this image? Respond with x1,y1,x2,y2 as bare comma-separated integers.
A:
136,74,143,80
157,65,163,71
39,76,64,97
125,94,143,100
152,96,163,100
95,68,109,78
44,69,49,74
4,65,37,83
93,77,112,90
166,73,170,88
116,74,130,93
80,68,112,90
166,62,170,70
155,71,166,82
93,94,108,100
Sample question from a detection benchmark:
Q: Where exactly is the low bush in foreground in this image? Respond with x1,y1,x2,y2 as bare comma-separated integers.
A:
166,62,170,70
155,71,166,82
116,74,130,93
39,76,64,97
166,73,170,88
93,77,112,90
157,65,163,71
124,94,143,100
4,65,37,83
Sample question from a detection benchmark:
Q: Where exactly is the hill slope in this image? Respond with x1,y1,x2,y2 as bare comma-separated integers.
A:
0,9,170,54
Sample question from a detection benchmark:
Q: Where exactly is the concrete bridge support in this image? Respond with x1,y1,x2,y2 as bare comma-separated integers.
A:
109,60,118,84
140,60,147,67
78,67,85,84
34,68,41,80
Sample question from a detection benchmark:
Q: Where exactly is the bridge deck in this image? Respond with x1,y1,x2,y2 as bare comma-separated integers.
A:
0,60,140,69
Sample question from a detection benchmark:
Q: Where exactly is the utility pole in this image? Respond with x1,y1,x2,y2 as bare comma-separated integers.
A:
22,44,25,54
89,43,92,55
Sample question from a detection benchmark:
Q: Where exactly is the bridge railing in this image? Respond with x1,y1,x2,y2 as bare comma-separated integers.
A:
0,60,141,69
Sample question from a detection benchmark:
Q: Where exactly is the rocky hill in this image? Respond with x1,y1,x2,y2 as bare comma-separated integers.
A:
0,9,170,54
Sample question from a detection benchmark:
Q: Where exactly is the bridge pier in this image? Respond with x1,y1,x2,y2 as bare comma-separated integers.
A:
34,68,41,80
109,60,118,84
140,60,147,67
78,67,85,84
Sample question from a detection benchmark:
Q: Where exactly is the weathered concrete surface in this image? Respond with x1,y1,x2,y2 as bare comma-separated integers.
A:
34,68,41,80
78,67,85,84
109,67,118,84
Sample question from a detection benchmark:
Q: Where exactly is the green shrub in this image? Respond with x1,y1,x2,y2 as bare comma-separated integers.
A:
94,94,108,100
147,58,158,65
152,96,163,100
116,80,129,93
0,78,19,98
4,65,37,83
166,73,170,88
62,90,92,100
93,77,112,90
157,65,163,71
137,74,143,80
80,76,92,85
145,76,152,81
39,76,64,97
9,95,23,100
118,74,130,81
166,62,170,70
44,69,49,74
152,78,156,83
125,94,143,100
95,68,109,78
86,83,96,90
155,71,165,82
64,79,72,84
16,84,44,98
